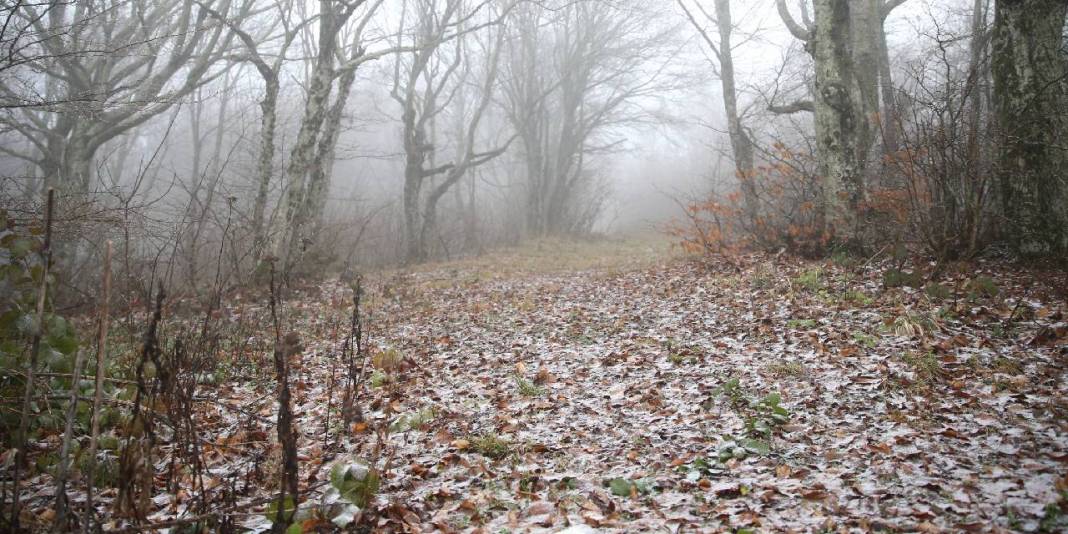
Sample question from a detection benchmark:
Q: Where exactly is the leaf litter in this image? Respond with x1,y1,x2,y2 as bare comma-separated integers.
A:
11,246,1068,532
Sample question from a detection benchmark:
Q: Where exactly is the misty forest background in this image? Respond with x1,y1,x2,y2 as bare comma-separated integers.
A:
1,0,1067,532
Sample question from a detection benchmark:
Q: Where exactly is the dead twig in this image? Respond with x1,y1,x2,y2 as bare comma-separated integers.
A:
11,188,54,529
53,348,88,532
85,241,114,534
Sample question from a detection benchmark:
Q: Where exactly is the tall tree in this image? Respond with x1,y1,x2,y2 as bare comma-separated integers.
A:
991,0,1068,255
676,0,758,225
777,0,863,240
199,0,309,260
392,0,513,263
276,0,411,274
502,0,673,236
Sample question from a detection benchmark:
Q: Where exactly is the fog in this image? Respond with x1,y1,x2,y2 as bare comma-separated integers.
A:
0,0,1026,283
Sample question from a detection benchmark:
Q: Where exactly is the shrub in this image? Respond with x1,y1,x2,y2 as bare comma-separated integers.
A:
0,209,81,444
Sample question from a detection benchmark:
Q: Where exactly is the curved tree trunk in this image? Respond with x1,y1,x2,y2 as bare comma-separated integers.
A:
713,0,757,226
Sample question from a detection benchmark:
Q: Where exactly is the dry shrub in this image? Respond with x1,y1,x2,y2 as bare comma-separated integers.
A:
668,141,829,258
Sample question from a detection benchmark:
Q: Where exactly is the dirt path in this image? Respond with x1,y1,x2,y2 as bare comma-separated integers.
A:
87,241,1064,532
260,245,1064,533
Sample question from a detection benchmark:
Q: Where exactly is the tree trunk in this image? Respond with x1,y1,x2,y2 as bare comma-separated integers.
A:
992,0,1068,255
252,79,280,260
846,0,877,173
280,1,339,273
403,163,425,263
306,64,359,235
876,8,899,156
713,0,758,225
812,0,863,243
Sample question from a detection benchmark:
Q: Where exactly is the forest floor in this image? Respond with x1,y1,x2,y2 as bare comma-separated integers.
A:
17,238,1068,532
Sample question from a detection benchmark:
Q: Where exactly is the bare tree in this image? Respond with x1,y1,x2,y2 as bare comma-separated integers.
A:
391,0,513,263
199,0,310,260
275,0,433,275
502,0,676,236
774,0,919,242
0,0,243,192
676,0,758,223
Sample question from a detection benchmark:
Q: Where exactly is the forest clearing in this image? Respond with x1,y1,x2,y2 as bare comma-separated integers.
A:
9,238,1066,532
3,0,1068,531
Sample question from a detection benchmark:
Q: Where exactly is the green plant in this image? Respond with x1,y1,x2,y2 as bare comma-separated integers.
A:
883,269,923,289
884,313,935,338
851,332,877,348
786,318,817,329
391,406,436,432
716,436,770,461
264,496,300,533
0,210,81,444
678,456,726,481
372,347,404,371
750,264,776,289
968,275,999,298
793,268,822,291
924,282,952,300
324,458,380,527
1039,501,1065,533
902,351,943,384
746,392,790,437
840,290,873,306
830,249,859,268
709,378,791,460
470,433,512,459
514,375,544,397
369,371,389,388
606,477,652,497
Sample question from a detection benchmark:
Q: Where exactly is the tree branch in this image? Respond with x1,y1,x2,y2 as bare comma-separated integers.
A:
777,0,811,41
881,0,910,20
768,100,814,114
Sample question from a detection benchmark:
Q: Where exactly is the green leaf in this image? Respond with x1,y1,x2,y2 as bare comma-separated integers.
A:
608,478,633,497
15,314,36,336
0,310,19,331
45,314,70,337
329,461,347,489
47,330,78,355
265,496,298,523
752,420,772,436
741,438,770,456
331,503,361,527
329,459,379,507
8,237,32,259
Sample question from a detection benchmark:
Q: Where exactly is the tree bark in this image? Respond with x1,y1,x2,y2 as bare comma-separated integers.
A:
811,0,863,243
992,0,1068,255
850,0,880,167
252,80,280,259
